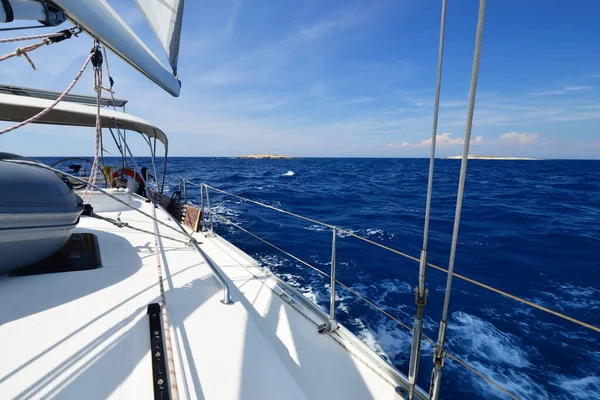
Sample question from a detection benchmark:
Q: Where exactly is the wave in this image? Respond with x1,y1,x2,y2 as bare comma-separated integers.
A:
282,170,295,176
445,312,551,399
449,312,532,368
534,283,600,312
304,224,328,232
352,317,413,364
554,375,600,399
366,228,384,237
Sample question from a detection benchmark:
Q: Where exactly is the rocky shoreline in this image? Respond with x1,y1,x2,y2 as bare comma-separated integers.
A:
237,153,294,159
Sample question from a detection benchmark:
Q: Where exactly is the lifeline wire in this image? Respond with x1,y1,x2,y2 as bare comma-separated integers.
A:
213,212,519,399
195,182,600,334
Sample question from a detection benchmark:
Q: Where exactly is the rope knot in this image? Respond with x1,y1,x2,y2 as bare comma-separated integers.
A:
14,47,36,70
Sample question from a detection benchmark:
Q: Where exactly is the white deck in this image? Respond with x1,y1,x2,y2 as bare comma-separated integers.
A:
0,190,418,400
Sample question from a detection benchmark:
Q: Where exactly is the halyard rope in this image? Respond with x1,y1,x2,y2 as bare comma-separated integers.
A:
150,204,180,400
0,28,78,69
0,40,44,69
0,29,73,43
213,212,519,399
83,44,103,203
200,183,600,334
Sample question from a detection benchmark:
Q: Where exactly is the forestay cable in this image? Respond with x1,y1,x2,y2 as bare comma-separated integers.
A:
407,1,448,397
428,1,487,398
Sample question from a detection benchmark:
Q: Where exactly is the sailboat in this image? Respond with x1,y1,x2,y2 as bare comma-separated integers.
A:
1,1,597,399
0,1,431,399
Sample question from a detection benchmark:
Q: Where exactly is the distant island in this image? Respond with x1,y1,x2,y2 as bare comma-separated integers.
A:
237,149,294,159
443,155,538,160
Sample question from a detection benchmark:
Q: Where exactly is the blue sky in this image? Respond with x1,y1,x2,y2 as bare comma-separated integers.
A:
1,0,599,158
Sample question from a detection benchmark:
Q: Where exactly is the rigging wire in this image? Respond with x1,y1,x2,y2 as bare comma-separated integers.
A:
429,1,487,397
407,1,448,396
0,24,52,32
89,212,190,245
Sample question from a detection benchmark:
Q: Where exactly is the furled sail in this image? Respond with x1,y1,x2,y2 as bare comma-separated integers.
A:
134,0,185,74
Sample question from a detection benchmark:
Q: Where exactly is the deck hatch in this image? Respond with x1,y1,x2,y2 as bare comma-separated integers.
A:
9,233,101,276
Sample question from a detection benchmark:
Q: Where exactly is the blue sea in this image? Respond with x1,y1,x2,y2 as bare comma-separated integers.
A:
43,157,600,399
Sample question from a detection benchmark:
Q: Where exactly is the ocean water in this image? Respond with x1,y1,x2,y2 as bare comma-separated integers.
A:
42,157,600,399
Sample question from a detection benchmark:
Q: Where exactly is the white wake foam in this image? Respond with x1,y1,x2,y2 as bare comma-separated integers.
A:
449,312,532,368
554,375,600,399
352,317,413,364
446,312,548,399
282,170,295,176
304,224,328,232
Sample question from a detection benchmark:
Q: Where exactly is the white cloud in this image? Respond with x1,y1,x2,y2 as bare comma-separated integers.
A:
345,97,376,104
532,86,593,96
389,133,464,148
294,4,382,42
389,132,540,150
498,132,539,144
564,85,593,91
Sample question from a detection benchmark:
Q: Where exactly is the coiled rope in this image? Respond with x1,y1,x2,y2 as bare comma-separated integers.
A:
212,212,519,399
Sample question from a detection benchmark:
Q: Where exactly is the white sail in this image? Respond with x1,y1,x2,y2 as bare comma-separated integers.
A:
134,0,185,74
51,0,181,96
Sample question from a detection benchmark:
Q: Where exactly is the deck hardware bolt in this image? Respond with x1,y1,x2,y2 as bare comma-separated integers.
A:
157,379,164,385
155,352,161,357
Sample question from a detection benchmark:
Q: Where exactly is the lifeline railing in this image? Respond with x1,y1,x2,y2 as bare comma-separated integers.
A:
178,177,600,400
